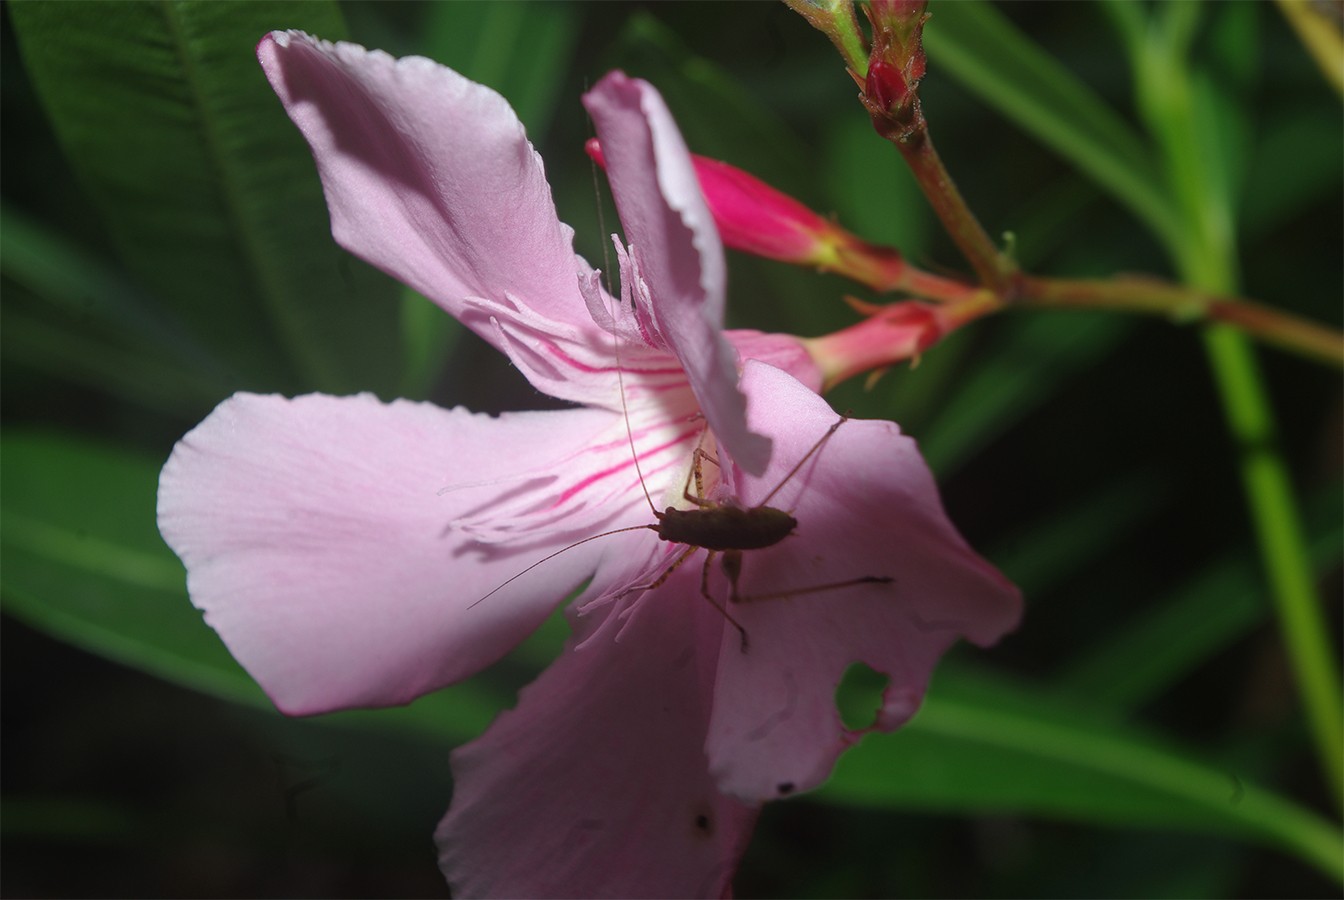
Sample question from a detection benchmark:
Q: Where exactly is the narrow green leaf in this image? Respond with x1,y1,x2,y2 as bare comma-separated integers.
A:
1239,108,1344,239
1060,487,1344,711
422,0,580,143
8,1,401,395
397,287,462,400
1,310,223,416
1,432,266,706
1,205,231,412
823,114,933,261
923,0,1183,250
819,667,1344,882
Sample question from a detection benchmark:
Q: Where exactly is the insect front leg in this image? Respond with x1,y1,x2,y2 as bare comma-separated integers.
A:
622,543,699,596
733,573,895,603
680,430,723,509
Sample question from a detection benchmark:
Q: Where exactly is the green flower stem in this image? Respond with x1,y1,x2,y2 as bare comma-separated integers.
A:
1131,1,1344,809
1203,326,1344,812
1017,275,1344,369
1275,0,1344,96
893,123,1015,292
783,0,870,76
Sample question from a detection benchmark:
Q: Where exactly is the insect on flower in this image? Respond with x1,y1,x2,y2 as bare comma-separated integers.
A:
472,356,895,650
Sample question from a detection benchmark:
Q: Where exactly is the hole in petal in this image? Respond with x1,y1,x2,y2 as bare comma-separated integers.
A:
776,782,795,795
835,661,890,731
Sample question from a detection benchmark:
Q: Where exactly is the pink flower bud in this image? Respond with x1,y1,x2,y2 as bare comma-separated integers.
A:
803,289,997,389
804,301,946,388
587,138,909,292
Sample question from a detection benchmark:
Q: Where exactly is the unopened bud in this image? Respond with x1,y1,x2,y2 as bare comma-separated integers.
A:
864,0,929,138
586,138,908,292
803,289,998,389
804,301,946,389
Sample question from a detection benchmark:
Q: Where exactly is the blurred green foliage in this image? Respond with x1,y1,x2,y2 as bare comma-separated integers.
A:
2,1,1340,897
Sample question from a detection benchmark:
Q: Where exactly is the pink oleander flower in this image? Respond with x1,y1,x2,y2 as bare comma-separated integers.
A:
157,31,1021,898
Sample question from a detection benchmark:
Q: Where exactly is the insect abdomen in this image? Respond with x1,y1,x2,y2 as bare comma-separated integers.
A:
656,506,797,551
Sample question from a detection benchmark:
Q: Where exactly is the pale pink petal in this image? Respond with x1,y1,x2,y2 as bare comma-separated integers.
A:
583,71,772,477
157,392,645,715
704,362,1022,801
725,329,824,394
437,583,758,899
257,32,603,354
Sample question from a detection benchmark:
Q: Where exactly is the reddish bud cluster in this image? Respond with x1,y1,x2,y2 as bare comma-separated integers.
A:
862,0,930,140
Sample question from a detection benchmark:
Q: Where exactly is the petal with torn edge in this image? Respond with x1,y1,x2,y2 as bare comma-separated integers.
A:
704,362,1023,801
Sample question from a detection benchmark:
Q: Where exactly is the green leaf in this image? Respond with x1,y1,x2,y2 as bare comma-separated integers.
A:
397,287,462,400
819,666,1344,883
421,0,580,143
923,0,1183,252
823,113,933,262
1058,486,1344,712
1239,107,1344,239
0,431,508,746
1,432,266,706
8,1,401,395
1,205,231,413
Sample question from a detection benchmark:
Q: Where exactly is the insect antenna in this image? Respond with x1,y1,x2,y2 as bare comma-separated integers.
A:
756,414,849,509
590,140,659,519
467,523,656,609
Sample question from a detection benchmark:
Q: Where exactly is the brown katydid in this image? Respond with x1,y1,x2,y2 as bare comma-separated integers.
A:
469,372,892,651
616,413,894,650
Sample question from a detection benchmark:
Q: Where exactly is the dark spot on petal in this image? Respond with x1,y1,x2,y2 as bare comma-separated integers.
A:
777,782,795,795
690,804,715,840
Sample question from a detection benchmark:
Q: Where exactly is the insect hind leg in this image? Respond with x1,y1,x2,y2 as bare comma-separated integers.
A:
620,543,751,651
733,574,894,604
700,549,750,652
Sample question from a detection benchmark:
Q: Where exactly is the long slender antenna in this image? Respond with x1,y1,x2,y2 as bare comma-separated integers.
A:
590,139,659,518
757,414,849,509
467,524,657,608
